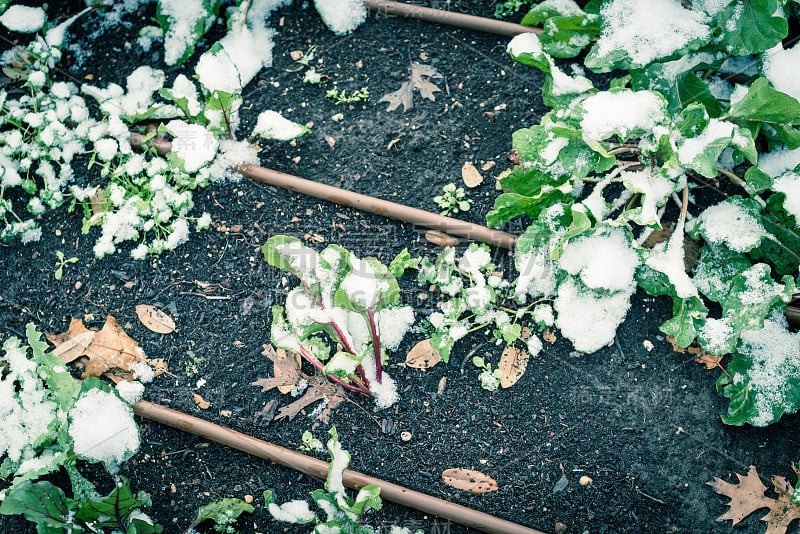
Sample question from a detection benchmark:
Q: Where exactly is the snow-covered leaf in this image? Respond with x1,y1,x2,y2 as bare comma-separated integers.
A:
717,0,788,56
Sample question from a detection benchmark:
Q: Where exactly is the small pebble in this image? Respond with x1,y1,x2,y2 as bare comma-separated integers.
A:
554,522,567,533
244,494,253,504
579,476,593,486
400,431,412,442
74,281,82,290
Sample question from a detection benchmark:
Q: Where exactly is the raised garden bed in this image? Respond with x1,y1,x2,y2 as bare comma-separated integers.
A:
2,1,800,533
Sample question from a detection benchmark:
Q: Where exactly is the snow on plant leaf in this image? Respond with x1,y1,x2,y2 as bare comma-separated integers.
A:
156,0,219,66
717,0,788,56
379,62,442,112
717,263,794,332
405,339,442,369
772,171,800,226
692,244,751,303
709,465,800,533
578,89,668,142
717,314,800,427
689,196,768,253
498,345,529,388
191,497,254,530
441,468,498,494
520,0,600,59
135,304,176,334
314,0,367,35
252,110,310,141
558,225,639,292
506,32,549,71
585,0,712,72
723,77,800,125
47,316,147,380
644,217,697,299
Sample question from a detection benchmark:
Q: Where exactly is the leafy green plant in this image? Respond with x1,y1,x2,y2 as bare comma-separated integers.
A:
0,325,159,532
265,428,422,534
325,86,370,105
395,244,552,364
472,356,504,391
300,430,325,453
497,0,800,426
262,235,415,408
433,183,471,216
54,250,78,280
187,497,253,534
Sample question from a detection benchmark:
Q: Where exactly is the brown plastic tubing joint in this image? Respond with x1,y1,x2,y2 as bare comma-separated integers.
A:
363,0,541,37
133,401,546,534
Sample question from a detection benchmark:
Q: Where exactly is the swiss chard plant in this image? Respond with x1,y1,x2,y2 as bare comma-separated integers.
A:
495,0,800,426
263,236,415,408
264,427,422,534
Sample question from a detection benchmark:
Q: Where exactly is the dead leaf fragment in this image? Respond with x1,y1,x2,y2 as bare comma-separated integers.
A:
709,465,800,534
425,230,459,247
461,162,484,188
193,394,211,409
379,62,442,112
542,329,556,344
135,304,176,334
405,339,442,369
441,469,498,494
666,335,723,369
48,316,145,379
498,345,529,388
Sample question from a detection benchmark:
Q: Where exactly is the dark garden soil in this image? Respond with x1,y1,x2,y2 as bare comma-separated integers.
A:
2,2,800,533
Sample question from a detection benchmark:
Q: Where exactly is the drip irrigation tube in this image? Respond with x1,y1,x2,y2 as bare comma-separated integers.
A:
129,133,518,249
133,400,546,534
363,0,541,37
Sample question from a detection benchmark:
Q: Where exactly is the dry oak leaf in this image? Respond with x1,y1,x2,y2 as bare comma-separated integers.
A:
405,339,442,369
47,316,145,379
709,465,800,534
441,469,499,494
461,162,484,188
252,345,302,394
379,62,442,112
135,304,176,334
498,345,529,388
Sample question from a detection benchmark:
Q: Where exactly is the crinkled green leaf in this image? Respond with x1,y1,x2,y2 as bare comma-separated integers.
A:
718,263,794,331
750,207,800,275
678,72,725,117
717,316,800,426
676,103,710,138
718,0,788,55
636,265,675,298
693,244,751,302
485,189,570,228
191,498,253,529
659,296,708,348
723,77,800,124
388,248,420,278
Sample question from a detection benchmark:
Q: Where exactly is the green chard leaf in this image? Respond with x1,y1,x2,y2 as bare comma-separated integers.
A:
693,244,752,302
191,498,253,529
717,315,800,426
743,166,774,195
659,296,709,349
718,0,788,56
723,77,800,125
75,477,157,530
388,248,421,278
0,481,76,531
717,263,794,332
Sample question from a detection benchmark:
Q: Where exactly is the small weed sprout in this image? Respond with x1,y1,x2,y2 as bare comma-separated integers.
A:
434,183,471,216
472,356,503,391
54,250,78,280
325,86,370,105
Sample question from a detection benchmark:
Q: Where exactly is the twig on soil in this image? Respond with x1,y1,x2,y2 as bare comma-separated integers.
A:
634,487,666,505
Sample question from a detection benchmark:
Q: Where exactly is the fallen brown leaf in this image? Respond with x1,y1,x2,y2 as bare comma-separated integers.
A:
542,328,556,344
193,393,211,409
254,345,302,394
441,468,498,493
135,304,176,334
461,162,484,188
379,62,442,112
498,345,529,388
666,335,723,369
425,230,459,247
405,339,442,369
48,316,145,379
709,465,800,533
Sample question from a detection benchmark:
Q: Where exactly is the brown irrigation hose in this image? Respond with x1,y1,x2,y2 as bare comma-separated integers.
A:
133,400,546,534
363,0,541,37
238,164,518,249
129,133,518,249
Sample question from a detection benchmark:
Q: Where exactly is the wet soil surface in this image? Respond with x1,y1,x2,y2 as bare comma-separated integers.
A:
2,1,799,533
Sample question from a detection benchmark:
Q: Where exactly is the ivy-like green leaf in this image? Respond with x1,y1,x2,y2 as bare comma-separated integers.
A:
659,296,708,348
723,77,800,125
718,0,788,56
743,166,774,195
